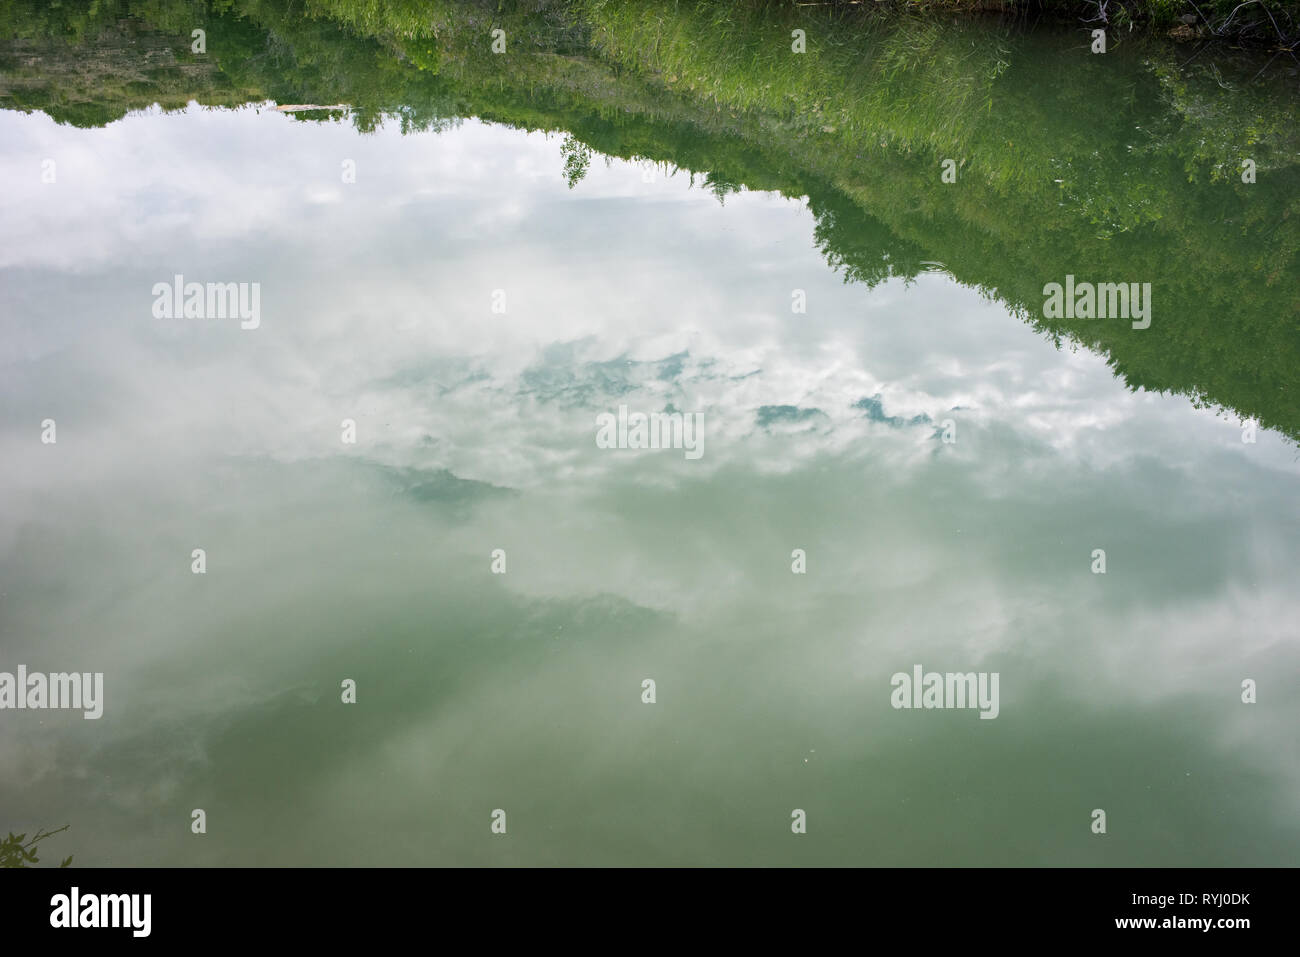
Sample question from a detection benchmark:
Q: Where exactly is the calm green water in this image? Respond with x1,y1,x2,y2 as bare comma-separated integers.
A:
0,1,1297,866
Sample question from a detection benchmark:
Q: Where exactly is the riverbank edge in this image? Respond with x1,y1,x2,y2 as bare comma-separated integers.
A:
627,0,1298,46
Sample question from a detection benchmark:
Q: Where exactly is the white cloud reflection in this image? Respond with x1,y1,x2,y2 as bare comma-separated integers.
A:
0,105,1297,864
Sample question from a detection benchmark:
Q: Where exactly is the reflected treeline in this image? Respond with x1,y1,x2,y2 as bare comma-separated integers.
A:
2,0,1296,439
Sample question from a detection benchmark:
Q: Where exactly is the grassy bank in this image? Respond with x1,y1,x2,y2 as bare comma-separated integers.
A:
828,0,1297,43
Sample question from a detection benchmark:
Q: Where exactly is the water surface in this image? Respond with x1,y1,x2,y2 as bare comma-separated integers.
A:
0,1,1297,866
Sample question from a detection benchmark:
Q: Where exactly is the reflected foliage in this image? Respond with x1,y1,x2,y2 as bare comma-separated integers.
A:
0,824,73,868
1,0,1296,438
